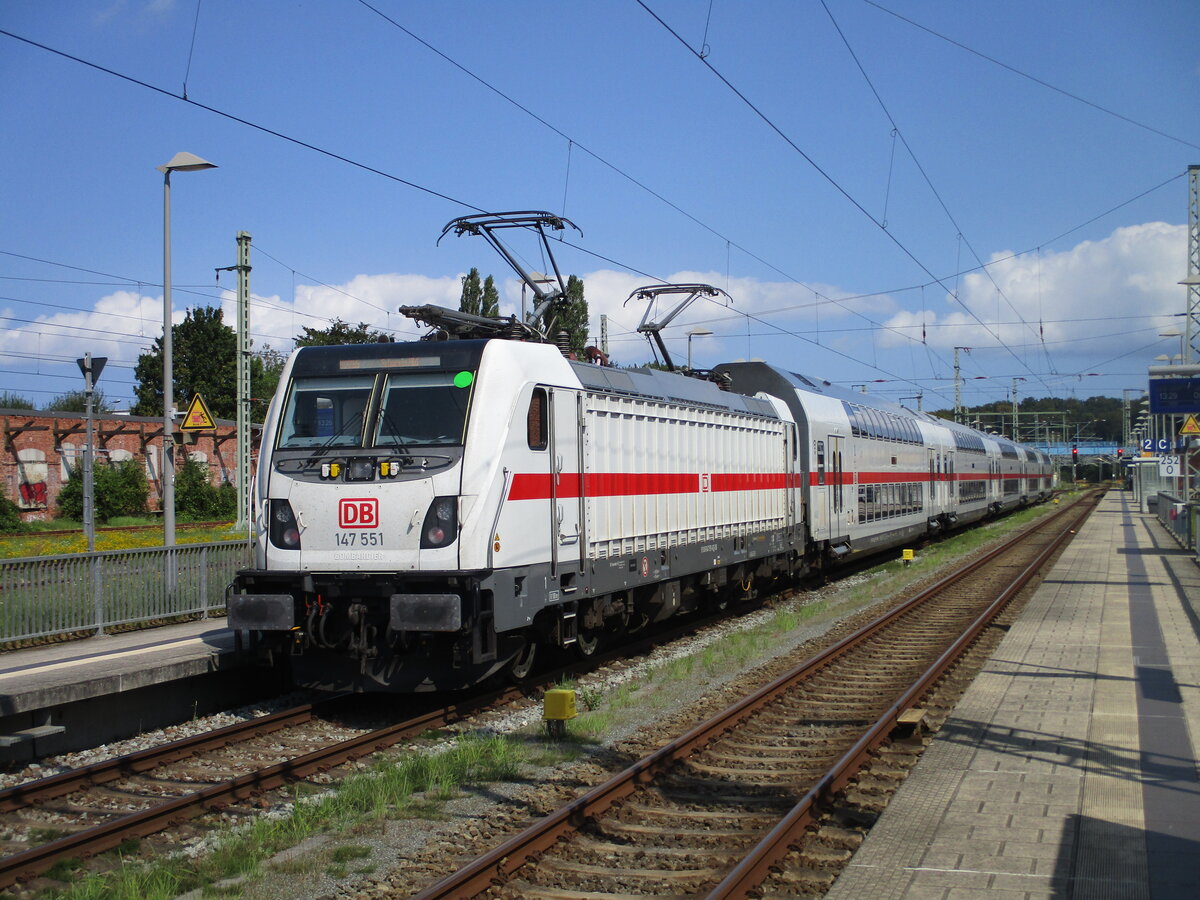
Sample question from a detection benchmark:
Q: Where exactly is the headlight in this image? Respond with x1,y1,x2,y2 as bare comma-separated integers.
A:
420,496,458,548
268,499,302,550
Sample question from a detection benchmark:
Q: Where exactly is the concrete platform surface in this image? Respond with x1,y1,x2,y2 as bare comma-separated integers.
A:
826,491,1200,900
0,618,245,715
0,618,268,758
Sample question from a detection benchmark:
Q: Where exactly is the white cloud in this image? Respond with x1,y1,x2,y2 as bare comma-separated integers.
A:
880,222,1187,355
0,289,164,366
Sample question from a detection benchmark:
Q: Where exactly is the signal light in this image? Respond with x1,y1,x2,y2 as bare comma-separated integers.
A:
1117,448,1124,458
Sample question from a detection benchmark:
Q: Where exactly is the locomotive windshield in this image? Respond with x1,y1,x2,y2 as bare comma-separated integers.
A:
373,371,471,447
276,370,474,450
277,375,374,448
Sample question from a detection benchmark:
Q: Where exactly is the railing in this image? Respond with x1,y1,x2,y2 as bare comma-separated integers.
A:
1154,492,1193,549
0,542,253,644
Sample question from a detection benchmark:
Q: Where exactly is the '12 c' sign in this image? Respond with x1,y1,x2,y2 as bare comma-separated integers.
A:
339,498,379,529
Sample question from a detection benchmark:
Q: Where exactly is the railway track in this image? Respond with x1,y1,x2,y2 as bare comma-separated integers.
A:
0,690,526,890
411,492,1100,899
0,600,765,892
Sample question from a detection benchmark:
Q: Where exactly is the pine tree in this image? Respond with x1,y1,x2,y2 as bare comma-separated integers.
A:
481,275,500,318
553,275,589,357
459,268,483,316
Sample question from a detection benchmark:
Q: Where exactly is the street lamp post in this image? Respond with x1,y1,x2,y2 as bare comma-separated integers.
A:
157,152,216,547
687,328,713,370
76,353,107,553
1159,329,1184,363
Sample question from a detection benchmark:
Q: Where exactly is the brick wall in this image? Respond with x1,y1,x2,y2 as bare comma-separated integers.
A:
1,409,260,522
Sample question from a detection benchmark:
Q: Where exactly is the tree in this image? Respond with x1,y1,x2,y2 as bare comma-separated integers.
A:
459,268,483,316
552,274,589,358
481,275,500,318
0,392,33,410
133,305,276,423
254,347,287,415
295,318,391,346
930,394,1124,443
44,390,115,414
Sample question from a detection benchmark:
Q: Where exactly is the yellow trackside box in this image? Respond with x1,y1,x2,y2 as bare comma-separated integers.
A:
901,549,914,563
543,688,578,721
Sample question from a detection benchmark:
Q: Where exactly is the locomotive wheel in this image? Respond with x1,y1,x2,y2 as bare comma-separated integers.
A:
575,626,602,658
508,636,538,682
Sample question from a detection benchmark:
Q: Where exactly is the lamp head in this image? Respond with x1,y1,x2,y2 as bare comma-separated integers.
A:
157,152,217,174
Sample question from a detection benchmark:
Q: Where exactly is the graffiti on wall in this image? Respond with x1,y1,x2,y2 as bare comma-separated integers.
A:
16,448,48,509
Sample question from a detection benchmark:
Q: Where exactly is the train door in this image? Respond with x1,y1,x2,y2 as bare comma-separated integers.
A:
946,452,955,504
928,449,938,513
828,435,846,535
811,438,828,539
548,389,583,579
785,423,799,541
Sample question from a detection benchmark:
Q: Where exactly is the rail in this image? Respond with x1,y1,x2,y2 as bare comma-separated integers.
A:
0,542,252,643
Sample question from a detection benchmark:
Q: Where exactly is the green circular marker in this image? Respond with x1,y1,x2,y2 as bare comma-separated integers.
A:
454,371,474,389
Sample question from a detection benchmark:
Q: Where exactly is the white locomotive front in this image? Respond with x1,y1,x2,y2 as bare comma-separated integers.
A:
229,338,802,691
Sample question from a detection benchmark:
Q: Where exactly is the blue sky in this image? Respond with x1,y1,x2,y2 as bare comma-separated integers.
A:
1,0,1198,415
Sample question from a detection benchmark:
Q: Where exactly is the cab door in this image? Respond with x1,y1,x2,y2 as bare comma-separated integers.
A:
548,388,583,578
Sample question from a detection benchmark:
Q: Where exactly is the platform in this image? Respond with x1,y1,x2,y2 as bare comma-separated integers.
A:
0,618,275,760
826,490,1200,899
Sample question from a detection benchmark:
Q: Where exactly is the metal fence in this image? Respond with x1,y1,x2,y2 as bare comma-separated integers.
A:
1154,492,1194,549
0,542,253,643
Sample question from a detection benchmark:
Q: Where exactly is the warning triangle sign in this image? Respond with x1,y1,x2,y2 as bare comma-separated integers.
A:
180,393,217,431
1180,414,1200,436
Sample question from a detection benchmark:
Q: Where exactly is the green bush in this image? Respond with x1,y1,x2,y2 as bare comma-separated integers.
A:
57,459,149,523
175,457,237,521
0,495,26,532
56,473,83,521
101,459,149,520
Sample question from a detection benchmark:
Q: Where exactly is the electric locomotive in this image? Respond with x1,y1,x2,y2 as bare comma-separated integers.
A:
229,336,803,691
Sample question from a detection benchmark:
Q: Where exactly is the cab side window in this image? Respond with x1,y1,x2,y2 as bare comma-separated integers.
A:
527,388,548,450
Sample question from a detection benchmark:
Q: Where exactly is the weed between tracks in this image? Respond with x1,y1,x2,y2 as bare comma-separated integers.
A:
32,498,1069,899
34,733,529,898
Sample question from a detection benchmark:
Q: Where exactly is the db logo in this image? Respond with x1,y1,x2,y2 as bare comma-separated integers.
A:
339,498,379,529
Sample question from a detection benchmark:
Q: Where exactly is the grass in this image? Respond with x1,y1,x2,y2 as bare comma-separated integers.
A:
0,520,248,560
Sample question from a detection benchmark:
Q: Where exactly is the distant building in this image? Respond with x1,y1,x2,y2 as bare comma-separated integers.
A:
0,408,259,522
